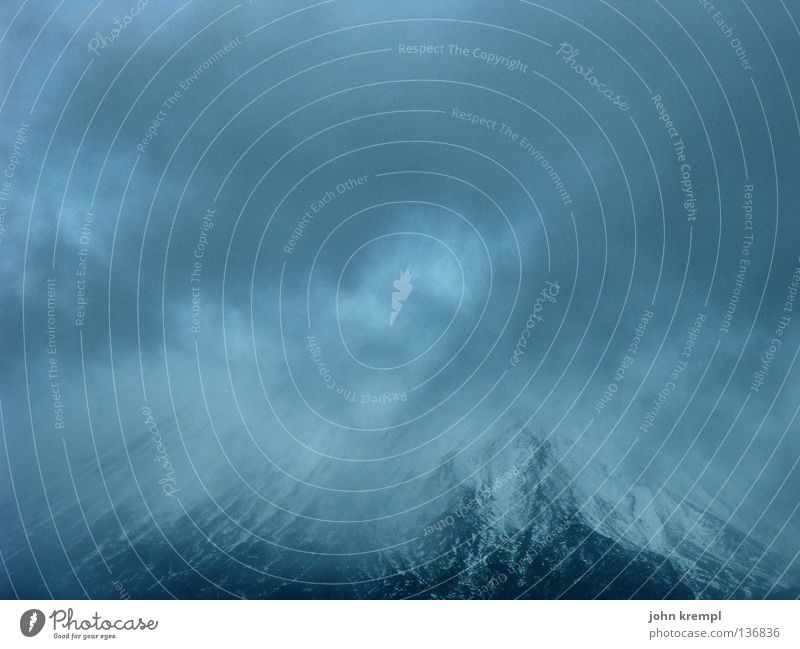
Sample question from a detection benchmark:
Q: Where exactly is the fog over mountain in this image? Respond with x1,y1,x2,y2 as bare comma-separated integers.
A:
0,0,799,599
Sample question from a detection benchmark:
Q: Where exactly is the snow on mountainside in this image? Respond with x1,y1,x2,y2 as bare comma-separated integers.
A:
8,416,796,599
390,424,798,599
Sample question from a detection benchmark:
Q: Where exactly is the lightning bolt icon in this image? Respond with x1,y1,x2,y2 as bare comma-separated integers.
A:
28,611,37,632
390,268,413,327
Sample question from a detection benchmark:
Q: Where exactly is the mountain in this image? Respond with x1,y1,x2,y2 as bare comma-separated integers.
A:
4,423,796,599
